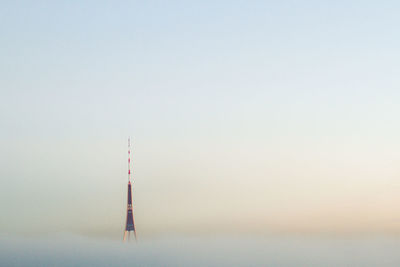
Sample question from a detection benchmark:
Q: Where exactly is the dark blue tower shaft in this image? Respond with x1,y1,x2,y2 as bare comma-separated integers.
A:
125,182,135,231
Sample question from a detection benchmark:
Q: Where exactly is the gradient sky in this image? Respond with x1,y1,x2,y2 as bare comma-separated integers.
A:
2,1,400,238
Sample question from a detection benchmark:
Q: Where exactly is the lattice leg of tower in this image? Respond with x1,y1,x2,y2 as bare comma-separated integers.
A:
123,231,127,241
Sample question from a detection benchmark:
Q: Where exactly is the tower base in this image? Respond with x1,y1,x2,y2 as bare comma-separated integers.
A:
123,230,137,241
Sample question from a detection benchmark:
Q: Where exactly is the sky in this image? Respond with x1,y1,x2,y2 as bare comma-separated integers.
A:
1,1,400,238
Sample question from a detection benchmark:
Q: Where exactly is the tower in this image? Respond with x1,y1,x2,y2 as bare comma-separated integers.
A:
123,137,136,241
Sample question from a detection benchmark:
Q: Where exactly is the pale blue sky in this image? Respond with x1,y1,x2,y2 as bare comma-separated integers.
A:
2,1,400,237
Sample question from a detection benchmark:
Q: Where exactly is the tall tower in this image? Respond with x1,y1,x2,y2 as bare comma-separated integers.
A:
123,137,136,241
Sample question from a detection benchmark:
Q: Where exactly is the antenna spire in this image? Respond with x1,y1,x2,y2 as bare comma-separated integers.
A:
128,137,131,182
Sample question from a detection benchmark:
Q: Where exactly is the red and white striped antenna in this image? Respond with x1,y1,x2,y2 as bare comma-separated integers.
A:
128,137,131,182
